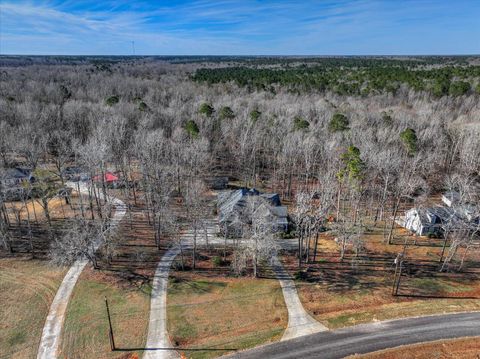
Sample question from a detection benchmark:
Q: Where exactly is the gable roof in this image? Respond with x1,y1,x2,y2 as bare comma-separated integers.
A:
217,188,288,228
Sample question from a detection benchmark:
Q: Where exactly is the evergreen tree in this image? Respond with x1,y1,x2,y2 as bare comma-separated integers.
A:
329,113,349,132
185,120,200,138
199,103,214,116
338,146,365,183
400,128,418,156
219,106,235,120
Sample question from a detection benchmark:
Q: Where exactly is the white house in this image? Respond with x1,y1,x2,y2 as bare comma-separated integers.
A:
404,206,455,236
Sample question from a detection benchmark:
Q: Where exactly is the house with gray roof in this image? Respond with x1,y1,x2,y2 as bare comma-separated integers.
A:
0,168,35,201
404,204,479,236
217,188,288,235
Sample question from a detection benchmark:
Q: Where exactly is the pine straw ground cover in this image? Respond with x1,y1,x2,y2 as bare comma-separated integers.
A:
288,223,480,330
348,336,480,358
166,255,288,359
0,257,67,359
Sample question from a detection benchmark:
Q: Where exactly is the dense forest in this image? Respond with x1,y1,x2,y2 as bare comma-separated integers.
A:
192,57,480,96
0,55,479,270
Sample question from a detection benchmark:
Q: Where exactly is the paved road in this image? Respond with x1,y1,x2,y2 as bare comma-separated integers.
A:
226,312,480,359
37,183,126,359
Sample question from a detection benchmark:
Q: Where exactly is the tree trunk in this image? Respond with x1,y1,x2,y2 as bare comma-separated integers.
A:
313,231,319,262
192,226,197,270
387,196,401,244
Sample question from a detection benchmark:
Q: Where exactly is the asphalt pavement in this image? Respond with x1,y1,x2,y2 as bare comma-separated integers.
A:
225,312,480,359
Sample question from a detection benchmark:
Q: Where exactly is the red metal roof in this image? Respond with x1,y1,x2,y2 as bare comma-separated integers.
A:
93,172,119,183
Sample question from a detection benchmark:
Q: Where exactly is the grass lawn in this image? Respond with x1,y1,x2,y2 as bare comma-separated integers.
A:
0,257,67,359
290,223,480,330
167,271,288,359
348,336,480,358
60,267,151,359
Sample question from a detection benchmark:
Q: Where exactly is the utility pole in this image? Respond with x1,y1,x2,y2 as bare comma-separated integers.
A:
105,296,116,351
131,41,135,56
392,253,404,296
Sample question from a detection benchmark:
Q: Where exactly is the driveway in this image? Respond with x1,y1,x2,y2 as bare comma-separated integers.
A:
143,223,325,358
37,183,126,359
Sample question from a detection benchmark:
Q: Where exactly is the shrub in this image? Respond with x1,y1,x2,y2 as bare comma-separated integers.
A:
212,256,223,267
250,109,261,122
400,128,418,156
219,106,235,120
138,101,148,111
294,270,308,280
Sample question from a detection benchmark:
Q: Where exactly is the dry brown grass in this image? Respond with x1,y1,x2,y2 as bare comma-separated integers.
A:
167,267,288,359
290,222,480,329
60,267,151,359
5,194,96,223
0,258,67,359
348,336,480,358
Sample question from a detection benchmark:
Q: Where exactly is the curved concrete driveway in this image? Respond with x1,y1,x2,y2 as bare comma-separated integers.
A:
143,224,326,358
225,312,480,359
37,182,126,359
143,224,219,359
271,255,328,340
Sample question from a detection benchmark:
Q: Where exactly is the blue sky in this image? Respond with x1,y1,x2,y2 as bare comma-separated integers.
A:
1,0,479,55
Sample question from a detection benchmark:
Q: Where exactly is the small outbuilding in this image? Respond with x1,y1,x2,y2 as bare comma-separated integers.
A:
204,176,229,190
